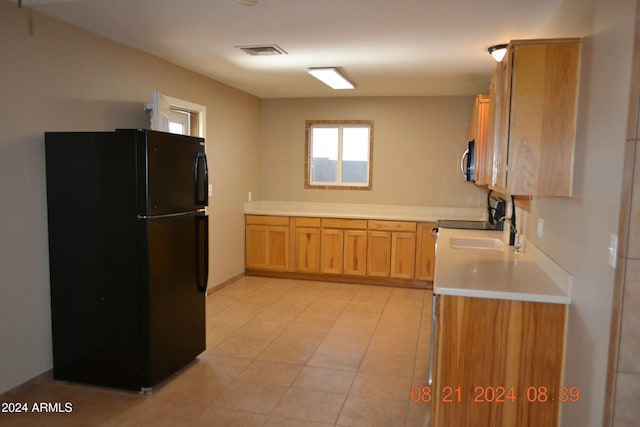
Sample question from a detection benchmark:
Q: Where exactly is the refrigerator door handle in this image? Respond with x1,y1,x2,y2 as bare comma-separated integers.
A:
194,152,209,206
196,214,209,293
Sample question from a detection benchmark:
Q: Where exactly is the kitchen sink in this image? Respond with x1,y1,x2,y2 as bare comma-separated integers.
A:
449,236,505,251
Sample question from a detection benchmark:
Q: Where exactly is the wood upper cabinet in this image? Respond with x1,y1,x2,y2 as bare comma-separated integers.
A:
245,215,290,271
488,38,581,197
467,94,490,186
432,295,567,427
294,217,321,273
367,220,416,279
415,223,436,280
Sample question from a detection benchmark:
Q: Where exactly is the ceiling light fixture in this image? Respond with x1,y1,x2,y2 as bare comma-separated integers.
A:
237,0,259,5
488,44,508,62
307,68,355,90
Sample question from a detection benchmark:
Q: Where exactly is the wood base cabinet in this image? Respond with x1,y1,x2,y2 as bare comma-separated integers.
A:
320,218,368,276
431,295,567,427
367,220,417,279
245,215,435,289
245,215,290,271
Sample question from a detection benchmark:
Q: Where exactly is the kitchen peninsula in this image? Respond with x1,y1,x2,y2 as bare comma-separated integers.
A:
430,227,571,427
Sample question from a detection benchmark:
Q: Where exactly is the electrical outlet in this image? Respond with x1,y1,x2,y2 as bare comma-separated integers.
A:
208,184,213,197
537,218,544,238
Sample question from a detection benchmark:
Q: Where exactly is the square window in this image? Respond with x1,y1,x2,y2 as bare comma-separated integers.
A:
305,120,373,190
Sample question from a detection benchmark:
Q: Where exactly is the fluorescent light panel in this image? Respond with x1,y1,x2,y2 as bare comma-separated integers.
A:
308,68,354,90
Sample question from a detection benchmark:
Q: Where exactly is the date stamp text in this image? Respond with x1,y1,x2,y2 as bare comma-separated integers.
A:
410,386,581,404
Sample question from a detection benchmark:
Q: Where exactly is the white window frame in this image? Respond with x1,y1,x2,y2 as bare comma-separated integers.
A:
146,90,206,138
304,120,373,190
168,108,191,136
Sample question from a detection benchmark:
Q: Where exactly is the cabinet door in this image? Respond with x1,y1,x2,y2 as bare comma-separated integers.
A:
390,232,416,279
245,225,267,269
321,228,344,274
492,60,510,193
367,231,391,277
295,227,320,273
343,230,367,276
415,223,436,281
485,71,498,187
245,225,289,271
468,95,490,186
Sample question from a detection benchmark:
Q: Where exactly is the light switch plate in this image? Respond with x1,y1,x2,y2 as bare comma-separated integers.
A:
537,218,544,238
609,234,618,268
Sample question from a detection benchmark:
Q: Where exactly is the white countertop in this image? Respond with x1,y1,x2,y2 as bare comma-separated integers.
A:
434,228,571,304
244,201,486,222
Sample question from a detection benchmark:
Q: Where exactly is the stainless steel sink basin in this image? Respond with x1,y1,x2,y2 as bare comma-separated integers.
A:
449,236,505,251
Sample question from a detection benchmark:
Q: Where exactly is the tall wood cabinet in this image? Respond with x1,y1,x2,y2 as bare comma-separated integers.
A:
486,38,581,197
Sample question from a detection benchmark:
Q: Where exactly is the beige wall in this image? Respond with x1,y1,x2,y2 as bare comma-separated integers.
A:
520,0,636,425
606,0,640,424
259,97,487,207
0,3,261,394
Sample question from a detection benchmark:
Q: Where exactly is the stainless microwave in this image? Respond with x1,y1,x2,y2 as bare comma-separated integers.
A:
460,140,475,182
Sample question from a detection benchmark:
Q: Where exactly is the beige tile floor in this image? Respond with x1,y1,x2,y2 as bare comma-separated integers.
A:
0,276,432,427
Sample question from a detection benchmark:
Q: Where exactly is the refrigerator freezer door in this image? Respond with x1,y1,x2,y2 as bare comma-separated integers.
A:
141,212,206,386
133,130,208,216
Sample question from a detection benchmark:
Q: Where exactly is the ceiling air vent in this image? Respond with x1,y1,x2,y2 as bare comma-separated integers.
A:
236,44,287,56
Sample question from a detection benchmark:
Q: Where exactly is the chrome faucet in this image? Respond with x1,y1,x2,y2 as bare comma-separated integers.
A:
499,216,522,253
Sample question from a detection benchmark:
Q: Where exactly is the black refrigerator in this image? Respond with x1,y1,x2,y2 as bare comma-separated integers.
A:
45,129,209,393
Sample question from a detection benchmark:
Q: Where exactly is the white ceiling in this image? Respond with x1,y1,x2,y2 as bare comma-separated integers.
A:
19,0,572,98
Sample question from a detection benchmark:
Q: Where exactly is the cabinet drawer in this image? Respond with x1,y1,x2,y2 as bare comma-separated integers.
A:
321,218,368,230
368,220,416,232
295,217,321,227
246,215,290,226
